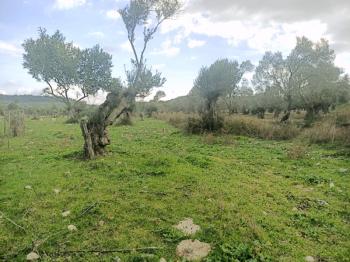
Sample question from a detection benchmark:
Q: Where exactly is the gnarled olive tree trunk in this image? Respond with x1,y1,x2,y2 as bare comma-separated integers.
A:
80,90,133,159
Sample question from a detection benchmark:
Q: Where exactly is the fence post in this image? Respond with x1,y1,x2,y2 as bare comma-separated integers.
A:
7,111,10,149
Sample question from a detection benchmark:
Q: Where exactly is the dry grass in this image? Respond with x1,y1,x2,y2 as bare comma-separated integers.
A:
154,112,301,140
154,106,350,145
223,115,300,140
302,105,350,145
154,112,197,130
302,121,350,145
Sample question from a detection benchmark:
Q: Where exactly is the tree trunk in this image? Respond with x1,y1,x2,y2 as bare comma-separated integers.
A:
280,111,290,123
281,96,292,123
80,91,132,159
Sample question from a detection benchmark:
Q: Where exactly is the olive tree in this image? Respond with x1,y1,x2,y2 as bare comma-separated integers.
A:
253,51,294,121
192,59,242,130
253,36,346,123
289,37,344,123
222,60,254,114
153,90,166,102
22,28,113,117
80,0,181,159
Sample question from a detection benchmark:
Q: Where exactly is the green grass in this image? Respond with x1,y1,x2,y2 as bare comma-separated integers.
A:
0,118,349,261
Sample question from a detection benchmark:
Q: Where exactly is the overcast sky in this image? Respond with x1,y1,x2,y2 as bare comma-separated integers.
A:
0,0,349,101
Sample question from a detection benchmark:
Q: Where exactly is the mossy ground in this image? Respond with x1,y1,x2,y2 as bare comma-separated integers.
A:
0,118,349,261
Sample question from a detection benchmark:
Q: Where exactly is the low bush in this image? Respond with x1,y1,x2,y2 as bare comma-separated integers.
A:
286,144,308,159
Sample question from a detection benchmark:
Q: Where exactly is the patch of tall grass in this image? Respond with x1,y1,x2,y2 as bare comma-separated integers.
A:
154,105,350,146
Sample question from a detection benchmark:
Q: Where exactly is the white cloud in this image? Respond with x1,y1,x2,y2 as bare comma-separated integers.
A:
161,12,329,55
0,41,23,57
88,31,105,38
106,10,121,20
120,40,132,53
151,40,180,57
54,0,86,10
0,80,42,95
152,64,166,70
187,38,206,48
335,52,350,75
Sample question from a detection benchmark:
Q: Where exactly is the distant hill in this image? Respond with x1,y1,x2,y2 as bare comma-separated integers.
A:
0,95,64,108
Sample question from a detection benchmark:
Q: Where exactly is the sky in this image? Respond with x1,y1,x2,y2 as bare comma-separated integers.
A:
0,0,350,102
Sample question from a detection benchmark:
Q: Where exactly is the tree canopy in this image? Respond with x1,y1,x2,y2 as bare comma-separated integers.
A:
119,0,181,98
22,28,113,112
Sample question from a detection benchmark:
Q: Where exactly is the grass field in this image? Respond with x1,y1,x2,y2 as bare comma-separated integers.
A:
0,118,349,261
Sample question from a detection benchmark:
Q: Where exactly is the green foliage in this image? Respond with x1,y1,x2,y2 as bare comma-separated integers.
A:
152,90,166,102
253,37,350,122
77,44,114,94
119,0,180,98
6,102,19,111
192,59,243,131
207,242,271,262
193,59,243,104
126,63,166,98
22,28,113,112
145,103,158,117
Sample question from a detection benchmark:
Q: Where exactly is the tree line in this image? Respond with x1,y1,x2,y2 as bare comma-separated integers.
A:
191,37,350,129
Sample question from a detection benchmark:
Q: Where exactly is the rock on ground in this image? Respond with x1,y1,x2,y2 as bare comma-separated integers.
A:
176,239,211,261
26,252,40,261
62,210,71,217
174,218,200,235
67,224,77,231
305,256,315,262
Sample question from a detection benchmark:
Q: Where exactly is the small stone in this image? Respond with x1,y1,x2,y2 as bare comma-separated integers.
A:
62,210,71,217
305,256,315,262
176,239,211,261
25,185,32,190
159,258,167,262
113,256,121,262
329,182,335,188
317,200,328,206
67,224,77,231
98,220,105,226
26,252,40,261
54,188,60,194
174,218,200,235
339,168,348,173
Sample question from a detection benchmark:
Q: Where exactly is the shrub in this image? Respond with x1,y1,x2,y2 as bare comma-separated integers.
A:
185,117,204,134
145,104,158,117
286,144,308,159
4,111,25,137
